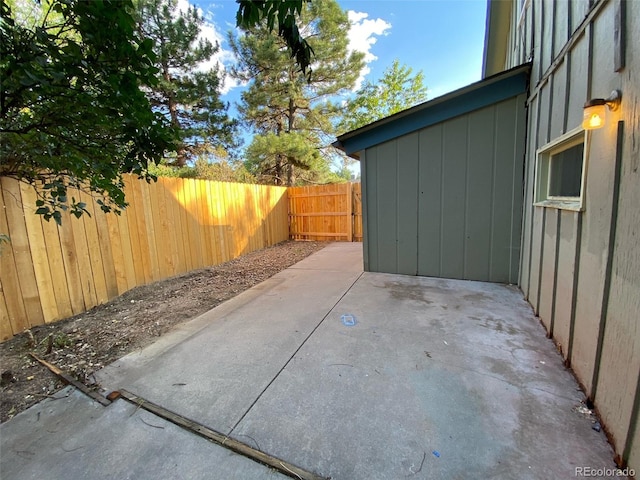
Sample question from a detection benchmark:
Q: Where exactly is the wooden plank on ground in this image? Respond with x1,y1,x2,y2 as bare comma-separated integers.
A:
30,353,111,406
118,389,329,480
2,179,46,327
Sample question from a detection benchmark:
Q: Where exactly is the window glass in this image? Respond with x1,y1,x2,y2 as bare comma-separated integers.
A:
549,143,584,197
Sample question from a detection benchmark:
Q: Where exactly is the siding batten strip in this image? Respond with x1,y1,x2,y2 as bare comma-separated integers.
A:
614,0,626,72
590,121,625,401
415,136,420,275
549,211,561,337
546,74,554,144
566,211,583,367
563,51,572,134
535,207,546,315
463,116,470,279
622,370,640,466
525,95,542,296
361,151,370,271
490,105,497,281
439,126,445,277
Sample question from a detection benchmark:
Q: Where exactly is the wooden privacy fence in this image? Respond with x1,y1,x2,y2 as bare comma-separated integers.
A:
0,176,289,340
288,182,362,242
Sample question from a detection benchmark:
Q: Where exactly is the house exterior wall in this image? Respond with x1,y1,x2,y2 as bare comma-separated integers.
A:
360,94,526,283
498,0,639,469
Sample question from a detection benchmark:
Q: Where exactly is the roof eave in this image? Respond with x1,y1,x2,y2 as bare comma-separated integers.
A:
335,63,530,157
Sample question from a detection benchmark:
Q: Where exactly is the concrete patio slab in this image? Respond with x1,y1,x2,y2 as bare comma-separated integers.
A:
1,243,623,479
231,271,617,479
0,386,287,480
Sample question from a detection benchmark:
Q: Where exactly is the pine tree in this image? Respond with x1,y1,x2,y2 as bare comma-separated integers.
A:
137,0,237,167
229,0,364,186
338,59,428,133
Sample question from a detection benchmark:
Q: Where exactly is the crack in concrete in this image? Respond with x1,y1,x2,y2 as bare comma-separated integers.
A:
228,271,365,436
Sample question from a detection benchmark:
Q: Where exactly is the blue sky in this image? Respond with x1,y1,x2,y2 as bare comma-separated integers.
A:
188,0,488,168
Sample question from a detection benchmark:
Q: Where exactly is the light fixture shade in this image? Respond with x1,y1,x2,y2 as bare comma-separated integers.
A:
583,104,606,130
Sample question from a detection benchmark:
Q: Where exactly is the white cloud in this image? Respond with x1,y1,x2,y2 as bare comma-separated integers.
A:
347,11,391,90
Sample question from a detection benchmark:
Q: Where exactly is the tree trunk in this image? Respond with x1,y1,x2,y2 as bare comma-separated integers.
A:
286,94,296,186
286,162,295,186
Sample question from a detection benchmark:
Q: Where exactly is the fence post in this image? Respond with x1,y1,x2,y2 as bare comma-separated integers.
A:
347,182,353,242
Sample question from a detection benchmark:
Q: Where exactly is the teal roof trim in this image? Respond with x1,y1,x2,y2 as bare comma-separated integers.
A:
335,64,530,158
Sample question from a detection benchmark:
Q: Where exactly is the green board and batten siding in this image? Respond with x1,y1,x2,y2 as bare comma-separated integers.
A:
338,66,529,284
486,0,640,470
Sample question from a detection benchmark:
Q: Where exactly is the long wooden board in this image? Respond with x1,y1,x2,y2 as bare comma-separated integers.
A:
118,389,329,480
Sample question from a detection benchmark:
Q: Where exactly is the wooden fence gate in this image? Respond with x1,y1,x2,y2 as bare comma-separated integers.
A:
287,183,362,242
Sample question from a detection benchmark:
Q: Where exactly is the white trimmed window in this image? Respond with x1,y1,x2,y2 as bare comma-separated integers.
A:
534,128,587,211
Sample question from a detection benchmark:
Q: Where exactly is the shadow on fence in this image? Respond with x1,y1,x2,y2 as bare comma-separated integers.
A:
0,176,289,340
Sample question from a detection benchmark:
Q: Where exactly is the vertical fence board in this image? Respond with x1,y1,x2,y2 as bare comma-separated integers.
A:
148,180,168,279
39,212,73,319
0,183,30,334
122,176,145,285
0,284,12,341
142,180,160,281
106,210,129,296
186,179,199,267
57,189,85,315
353,183,363,241
196,180,212,267
19,184,59,323
2,178,45,327
167,177,186,275
206,181,222,265
116,202,137,292
80,191,108,305
136,179,154,282
158,178,176,277
172,177,189,273
94,202,118,300
70,198,97,310
217,183,228,262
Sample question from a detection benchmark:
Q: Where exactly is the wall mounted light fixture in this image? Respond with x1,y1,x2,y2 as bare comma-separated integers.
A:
583,90,622,130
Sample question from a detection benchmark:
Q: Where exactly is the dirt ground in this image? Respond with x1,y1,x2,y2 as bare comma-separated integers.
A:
0,240,326,423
